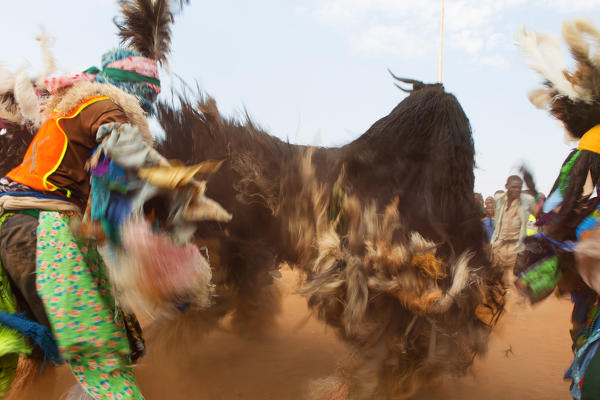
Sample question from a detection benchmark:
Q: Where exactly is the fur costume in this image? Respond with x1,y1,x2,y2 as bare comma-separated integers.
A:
155,79,504,399
517,19,600,399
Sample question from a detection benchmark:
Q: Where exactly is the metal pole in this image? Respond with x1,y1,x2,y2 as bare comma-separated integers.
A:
438,0,445,83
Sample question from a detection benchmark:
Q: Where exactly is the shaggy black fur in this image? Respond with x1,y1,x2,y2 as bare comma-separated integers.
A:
0,121,34,177
339,81,487,264
551,96,600,139
155,80,501,337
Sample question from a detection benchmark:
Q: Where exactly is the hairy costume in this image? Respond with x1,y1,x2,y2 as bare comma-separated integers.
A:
0,1,229,399
156,79,504,399
516,19,600,399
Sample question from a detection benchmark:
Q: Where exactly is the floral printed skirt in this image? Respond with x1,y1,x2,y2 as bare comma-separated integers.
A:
36,211,144,400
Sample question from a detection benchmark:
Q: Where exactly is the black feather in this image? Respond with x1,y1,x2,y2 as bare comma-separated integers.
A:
115,0,184,64
519,165,538,198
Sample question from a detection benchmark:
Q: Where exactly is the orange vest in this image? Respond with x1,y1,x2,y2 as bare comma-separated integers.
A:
7,96,109,197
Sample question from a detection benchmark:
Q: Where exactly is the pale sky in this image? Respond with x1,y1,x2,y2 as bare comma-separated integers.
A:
2,1,600,198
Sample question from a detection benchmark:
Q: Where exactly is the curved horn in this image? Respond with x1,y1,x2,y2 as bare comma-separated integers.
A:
387,70,430,92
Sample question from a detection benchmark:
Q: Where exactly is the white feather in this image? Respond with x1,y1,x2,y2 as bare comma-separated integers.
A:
13,63,42,127
35,26,56,88
527,88,553,110
516,26,584,101
0,62,15,93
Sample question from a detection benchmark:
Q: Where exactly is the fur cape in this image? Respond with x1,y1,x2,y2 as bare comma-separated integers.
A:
44,80,152,143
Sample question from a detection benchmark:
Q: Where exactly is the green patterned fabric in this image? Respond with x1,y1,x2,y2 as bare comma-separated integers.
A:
515,255,562,303
0,213,32,399
36,211,143,400
558,150,581,194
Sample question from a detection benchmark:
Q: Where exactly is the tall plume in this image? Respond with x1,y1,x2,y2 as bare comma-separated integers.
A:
518,19,600,110
35,26,56,88
14,62,43,127
115,0,189,65
516,26,581,101
562,19,600,102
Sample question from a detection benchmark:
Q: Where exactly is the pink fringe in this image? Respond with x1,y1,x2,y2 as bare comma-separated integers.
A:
115,219,212,314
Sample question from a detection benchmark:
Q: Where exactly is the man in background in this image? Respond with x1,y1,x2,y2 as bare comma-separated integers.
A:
491,175,537,269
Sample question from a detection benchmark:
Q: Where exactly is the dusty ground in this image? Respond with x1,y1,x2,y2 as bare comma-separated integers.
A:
17,269,573,400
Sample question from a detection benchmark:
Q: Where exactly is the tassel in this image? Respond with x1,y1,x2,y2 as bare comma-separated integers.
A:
0,312,61,364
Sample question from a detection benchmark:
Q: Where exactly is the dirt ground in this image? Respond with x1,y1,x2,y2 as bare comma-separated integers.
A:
17,269,574,400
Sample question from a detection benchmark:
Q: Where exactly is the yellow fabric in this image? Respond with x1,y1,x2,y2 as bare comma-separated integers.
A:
578,124,600,154
526,214,538,236
183,181,232,222
137,160,224,189
137,162,232,223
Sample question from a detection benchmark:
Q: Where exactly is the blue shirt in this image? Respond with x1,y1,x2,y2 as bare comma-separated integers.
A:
481,217,495,241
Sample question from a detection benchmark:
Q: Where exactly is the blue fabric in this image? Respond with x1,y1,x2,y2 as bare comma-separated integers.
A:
95,76,156,114
94,48,158,114
0,312,61,365
106,193,132,231
533,233,576,252
481,217,495,241
0,191,67,202
0,177,34,194
90,153,133,244
576,203,600,240
543,190,564,213
90,175,110,221
108,163,128,195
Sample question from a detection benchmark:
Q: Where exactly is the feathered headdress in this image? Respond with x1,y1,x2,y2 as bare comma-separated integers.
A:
518,20,600,222
518,19,600,139
115,0,189,67
44,0,189,113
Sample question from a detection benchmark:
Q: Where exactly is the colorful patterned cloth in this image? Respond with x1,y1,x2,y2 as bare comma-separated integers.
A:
44,48,160,114
0,177,34,194
565,312,600,400
35,211,144,400
577,203,600,240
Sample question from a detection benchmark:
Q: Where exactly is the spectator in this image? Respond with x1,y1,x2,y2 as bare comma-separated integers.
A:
491,175,537,268
474,193,485,216
481,196,495,240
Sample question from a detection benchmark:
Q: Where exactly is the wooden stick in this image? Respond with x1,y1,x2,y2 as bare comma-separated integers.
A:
438,0,445,83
